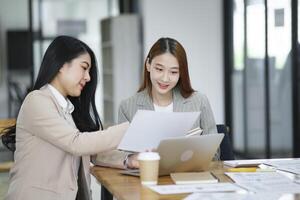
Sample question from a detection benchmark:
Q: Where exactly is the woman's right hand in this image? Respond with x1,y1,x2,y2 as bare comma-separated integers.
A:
126,148,157,169
127,154,139,169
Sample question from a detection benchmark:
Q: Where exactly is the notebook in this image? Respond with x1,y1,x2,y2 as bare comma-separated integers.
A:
170,172,218,184
120,133,224,176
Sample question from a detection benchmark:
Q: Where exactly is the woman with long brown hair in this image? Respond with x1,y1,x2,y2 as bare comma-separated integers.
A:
94,37,218,169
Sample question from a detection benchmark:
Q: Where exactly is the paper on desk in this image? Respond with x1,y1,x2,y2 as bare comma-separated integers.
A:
225,172,300,193
223,159,268,167
147,183,245,195
184,193,282,200
264,158,300,175
224,158,297,168
118,110,200,152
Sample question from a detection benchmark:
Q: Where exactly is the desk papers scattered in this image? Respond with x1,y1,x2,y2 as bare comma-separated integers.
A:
184,193,281,200
224,158,298,168
118,110,200,152
224,158,300,184
147,183,245,195
264,158,300,175
223,159,268,167
225,172,300,193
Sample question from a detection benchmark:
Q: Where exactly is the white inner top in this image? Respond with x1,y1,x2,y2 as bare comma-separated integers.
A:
46,84,80,177
153,102,173,112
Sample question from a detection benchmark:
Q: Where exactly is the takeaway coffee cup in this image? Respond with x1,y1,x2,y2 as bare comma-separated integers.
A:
138,152,160,185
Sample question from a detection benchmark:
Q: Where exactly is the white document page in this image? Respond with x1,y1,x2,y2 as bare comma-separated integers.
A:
264,159,300,175
223,159,269,167
184,193,282,200
118,110,200,152
224,158,297,168
147,183,245,195
225,172,300,193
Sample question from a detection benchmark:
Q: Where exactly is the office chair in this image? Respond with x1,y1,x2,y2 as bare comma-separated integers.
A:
216,124,235,160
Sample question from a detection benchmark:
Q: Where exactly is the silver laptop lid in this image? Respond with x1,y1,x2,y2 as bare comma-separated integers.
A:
157,133,224,176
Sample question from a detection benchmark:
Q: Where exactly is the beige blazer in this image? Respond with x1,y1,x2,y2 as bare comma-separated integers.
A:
93,88,219,168
5,87,128,200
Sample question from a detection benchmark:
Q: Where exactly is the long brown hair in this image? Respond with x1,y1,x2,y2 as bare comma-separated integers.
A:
138,37,195,98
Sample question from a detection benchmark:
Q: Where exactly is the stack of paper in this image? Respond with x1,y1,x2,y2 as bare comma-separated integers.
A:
264,159,300,175
225,172,300,193
224,158,297,168
223,159,268,167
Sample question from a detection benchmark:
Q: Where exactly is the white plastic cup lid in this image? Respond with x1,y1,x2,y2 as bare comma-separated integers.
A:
137,152,160,161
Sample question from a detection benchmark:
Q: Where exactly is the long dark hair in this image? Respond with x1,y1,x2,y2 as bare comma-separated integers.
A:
138,37,195,98
1,35,102,151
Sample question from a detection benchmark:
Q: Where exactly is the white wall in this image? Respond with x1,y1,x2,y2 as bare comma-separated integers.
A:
0,0,28,73
0,0,28,118
141,0,224,123
0,0,225,123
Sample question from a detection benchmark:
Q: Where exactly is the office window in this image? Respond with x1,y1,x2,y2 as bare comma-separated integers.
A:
268,0,292,157
232,0,245,153
228,0,296,158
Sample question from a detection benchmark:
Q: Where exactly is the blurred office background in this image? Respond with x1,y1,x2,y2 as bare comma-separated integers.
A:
0,0,299,199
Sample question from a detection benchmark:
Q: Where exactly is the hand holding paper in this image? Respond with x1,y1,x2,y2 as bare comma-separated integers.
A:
118,110,200,152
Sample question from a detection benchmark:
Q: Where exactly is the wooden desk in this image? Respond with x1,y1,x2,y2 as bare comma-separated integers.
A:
0,119,15,172
0,161,13,172
0,119,15,133
91,162,232,200
91,162,300,200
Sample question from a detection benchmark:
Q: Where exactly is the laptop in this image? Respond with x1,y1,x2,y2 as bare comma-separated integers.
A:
120,133,224,176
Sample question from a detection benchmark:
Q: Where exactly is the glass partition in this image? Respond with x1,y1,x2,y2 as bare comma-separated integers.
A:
268,0,292,157
231,0,293,158
232,0,245,153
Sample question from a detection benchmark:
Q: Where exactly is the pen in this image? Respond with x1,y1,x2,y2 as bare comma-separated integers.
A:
227,167,276,172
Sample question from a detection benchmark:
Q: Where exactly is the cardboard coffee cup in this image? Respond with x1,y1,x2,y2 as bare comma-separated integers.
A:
138,152,160,185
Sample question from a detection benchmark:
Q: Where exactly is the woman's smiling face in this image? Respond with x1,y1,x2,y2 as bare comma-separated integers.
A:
146,52,180,97
54,52,91,97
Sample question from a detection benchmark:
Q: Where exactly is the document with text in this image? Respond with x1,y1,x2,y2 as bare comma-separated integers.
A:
223,158,293,167
264,158,300,175
225,172,300,193
147,183,245,195
184,193,281,200
118,110,200,152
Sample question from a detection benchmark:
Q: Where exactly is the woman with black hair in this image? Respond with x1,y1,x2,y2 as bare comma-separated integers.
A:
3,35,128,200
